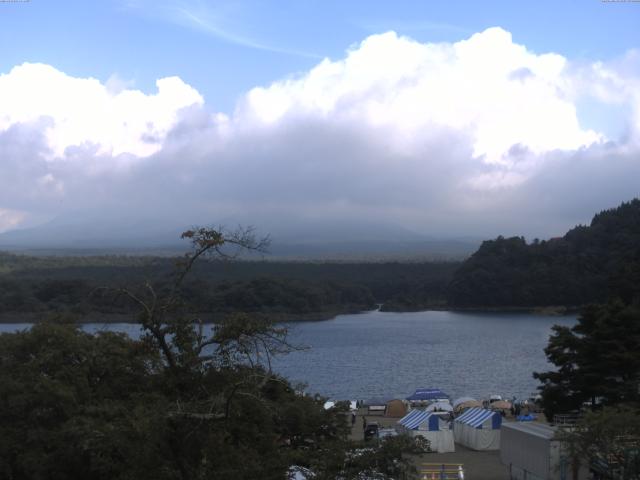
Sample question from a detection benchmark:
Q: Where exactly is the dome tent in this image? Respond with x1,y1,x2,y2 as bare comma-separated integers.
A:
490,400,512,412
452,397,476,408
396,410,455,453
453,397,481,413
384,399,408,418
453,408,501,450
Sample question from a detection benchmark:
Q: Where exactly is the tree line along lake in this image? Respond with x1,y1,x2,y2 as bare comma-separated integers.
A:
0,309,576,402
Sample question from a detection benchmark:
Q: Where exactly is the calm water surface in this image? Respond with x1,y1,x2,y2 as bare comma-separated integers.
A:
0,310,575,402
275,310,576,402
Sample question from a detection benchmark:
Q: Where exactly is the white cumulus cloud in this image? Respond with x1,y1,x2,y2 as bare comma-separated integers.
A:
0,63,204,158
240,28,604,166
0,28,639,242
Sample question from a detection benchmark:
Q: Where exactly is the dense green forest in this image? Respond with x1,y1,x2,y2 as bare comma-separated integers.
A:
0,228,423,479
2,198,639,321
0,251,459,321
448,199,640,308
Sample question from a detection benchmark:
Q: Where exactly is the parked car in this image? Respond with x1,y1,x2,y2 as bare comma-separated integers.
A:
364,422,379,441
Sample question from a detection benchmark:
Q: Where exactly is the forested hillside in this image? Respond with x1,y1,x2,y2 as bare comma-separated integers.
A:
6,199,638,317
0,254,459,321
448,199,640,307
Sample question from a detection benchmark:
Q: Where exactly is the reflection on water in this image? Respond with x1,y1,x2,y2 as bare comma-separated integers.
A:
0,310,575,402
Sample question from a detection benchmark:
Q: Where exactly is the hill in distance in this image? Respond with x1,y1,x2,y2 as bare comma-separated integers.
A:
0,214,480,261
448,198,640,308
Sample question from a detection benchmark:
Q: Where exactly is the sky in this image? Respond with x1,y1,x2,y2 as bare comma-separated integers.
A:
0,0,639,244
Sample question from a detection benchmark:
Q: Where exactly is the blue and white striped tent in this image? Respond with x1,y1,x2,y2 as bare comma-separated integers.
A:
454,408,501,450
398,409,439,431
455,407,502,429
396,409,455,453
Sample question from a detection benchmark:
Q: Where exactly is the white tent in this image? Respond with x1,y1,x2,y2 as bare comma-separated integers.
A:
453,408,501,450
396,410,455,453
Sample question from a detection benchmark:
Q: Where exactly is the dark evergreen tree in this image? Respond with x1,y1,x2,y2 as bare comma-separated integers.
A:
533,300,640,420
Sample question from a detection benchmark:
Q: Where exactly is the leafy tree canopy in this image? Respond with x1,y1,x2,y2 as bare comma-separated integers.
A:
0,227,420,480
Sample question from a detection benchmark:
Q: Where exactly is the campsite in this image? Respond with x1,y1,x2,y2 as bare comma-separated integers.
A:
340,388,590,480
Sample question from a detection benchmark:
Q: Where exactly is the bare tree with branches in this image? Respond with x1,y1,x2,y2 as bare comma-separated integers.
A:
106,226,303,422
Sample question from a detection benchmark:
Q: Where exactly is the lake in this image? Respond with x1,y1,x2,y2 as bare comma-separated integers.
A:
0,309,576,403
275,310,576,402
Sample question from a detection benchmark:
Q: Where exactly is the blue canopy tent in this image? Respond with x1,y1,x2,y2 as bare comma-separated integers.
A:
406,388,450,403
453,407,501,450
396,410,455,453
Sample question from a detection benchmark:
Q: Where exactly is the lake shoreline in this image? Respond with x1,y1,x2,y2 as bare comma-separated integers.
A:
0,304,580,324
381,304,582,316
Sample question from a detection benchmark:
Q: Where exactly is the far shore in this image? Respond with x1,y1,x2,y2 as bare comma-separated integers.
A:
0,304,580,325
0,310,355,325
